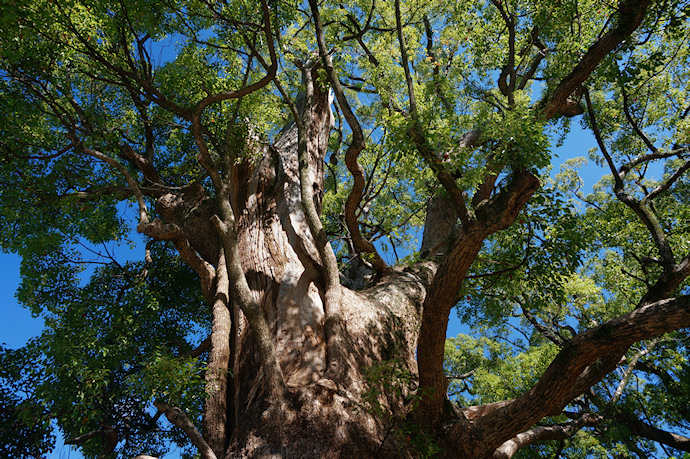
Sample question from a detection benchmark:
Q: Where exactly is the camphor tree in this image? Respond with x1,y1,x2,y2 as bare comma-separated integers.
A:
0,0,689,457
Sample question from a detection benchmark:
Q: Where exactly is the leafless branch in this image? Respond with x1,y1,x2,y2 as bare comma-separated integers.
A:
153,400,217,459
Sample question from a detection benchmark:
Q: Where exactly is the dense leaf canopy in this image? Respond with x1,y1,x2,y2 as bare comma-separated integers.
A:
0,0,689,457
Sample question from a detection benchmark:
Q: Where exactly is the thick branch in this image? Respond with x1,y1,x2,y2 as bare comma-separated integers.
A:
184,336,211,359
153,400,216,459
521,306,564,346
494,413,600,458
417,170,539,425
117,144,163,185
541,0,651,119
616,412,690,451
461,295,690,452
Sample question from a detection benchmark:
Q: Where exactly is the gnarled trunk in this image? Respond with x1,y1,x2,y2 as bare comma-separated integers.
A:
148,77,431,457
222,78,427,457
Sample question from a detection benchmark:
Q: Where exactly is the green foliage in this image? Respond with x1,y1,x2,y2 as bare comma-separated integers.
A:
3,245,208,458
0,0,689,456
357,360,441,458
0,345,54,458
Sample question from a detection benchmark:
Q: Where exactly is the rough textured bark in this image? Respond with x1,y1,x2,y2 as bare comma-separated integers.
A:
416,170,540,425
203,251,231,457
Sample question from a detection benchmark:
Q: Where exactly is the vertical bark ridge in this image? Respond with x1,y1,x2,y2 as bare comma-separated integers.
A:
228,77,336,388
202,251,231,457
297,64,344,381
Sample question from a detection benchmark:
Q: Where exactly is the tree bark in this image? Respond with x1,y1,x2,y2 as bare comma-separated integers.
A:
203,250,231,457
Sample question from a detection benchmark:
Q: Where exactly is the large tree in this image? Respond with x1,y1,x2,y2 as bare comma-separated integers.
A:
1,0,689,457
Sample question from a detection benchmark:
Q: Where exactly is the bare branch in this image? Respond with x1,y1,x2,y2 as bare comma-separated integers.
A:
620,79,657,153
153,400,217,459
69,140,150,226
611,341,654,403
193,0,277,114
494,413,600,458
65,429,103,445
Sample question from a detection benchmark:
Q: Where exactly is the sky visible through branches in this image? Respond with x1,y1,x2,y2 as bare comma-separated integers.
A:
0,125,612,458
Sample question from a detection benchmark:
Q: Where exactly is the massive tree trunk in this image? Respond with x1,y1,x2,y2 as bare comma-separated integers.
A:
136,7,690,450
142,73,433,457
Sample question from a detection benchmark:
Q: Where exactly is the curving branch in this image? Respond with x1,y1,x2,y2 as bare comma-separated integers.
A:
455,295,690,454
620,78,657,153
191,0,276,192
611,342,654,404
517,35,549,90
584,89,676,271
192,0,277,115
494,412,600,458
309,0,388,275
153,400,217,459
417,169,539,425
